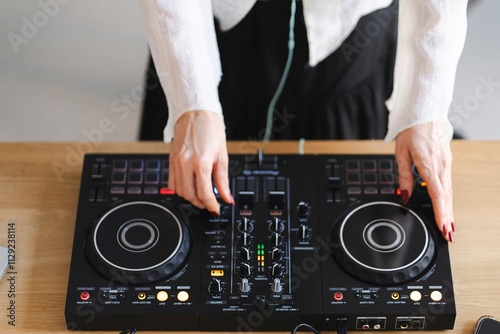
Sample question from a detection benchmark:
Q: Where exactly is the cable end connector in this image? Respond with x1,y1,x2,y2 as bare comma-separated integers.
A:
337,319,348,334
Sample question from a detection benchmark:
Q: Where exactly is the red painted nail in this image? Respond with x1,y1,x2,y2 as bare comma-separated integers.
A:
448,231,454,243
401,189,409,204
210,211,219,217
451,221,456,232
442,224,448,237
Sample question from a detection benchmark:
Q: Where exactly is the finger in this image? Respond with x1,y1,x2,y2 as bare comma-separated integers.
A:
176,156,206,209
395,147,414,204
167,154,177,193
443,156,455,228
195,161,219,214
415,156,453,242
423,172,451,241
438,157,455,240
213,153,233,205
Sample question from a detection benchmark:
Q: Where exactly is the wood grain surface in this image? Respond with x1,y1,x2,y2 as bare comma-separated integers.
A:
0,141,499,333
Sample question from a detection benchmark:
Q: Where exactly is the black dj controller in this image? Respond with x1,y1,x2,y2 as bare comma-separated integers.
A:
65,152,456,331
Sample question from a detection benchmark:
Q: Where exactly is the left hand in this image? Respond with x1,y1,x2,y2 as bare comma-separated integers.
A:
395,122,455,242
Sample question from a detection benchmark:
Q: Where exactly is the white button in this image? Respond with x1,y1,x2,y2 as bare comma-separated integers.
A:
156,291,168,302
410,290,422,301
177,291,189,302
430,290,443,302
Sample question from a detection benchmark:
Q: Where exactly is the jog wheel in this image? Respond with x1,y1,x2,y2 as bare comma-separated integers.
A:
85,201,191,284
331,201,435,285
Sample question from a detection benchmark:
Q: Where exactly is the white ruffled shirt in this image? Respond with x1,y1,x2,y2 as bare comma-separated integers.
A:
140,0,468,142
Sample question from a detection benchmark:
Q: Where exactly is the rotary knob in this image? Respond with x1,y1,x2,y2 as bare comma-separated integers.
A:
271,278,283,293
239,262,251,278
239,217,252,232
271,232,281,247
299,224,308,241
239,247,251,262
240,278,250,293
296,201,310,218
270,217,283,232
271,248,282,262
209,278,222,294
241,232,250,247
271,263,283,278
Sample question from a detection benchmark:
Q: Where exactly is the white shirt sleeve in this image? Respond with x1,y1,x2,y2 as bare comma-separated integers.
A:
139,0,223,142
384,0,468,141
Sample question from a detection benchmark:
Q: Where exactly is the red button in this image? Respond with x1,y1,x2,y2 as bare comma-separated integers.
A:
160,188,175,195
80,291,90,301
333,292,344,301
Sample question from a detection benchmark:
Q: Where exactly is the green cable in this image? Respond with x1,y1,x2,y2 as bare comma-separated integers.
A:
263,0,297,142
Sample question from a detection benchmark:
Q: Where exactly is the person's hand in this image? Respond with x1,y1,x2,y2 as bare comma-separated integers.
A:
395,122,455,242
168,110,233,215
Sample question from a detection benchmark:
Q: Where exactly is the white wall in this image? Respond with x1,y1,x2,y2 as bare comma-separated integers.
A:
0,0,499,141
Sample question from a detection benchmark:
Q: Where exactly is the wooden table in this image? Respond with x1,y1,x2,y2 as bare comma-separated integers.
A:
0,141,499,333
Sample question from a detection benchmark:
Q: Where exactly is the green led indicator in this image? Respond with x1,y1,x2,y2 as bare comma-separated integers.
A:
257,243,264,255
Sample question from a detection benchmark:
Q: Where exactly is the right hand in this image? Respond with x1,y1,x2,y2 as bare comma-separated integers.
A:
395,122,455,242
168,110,233,214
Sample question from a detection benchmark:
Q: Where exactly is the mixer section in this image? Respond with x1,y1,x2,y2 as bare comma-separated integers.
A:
199,154,323,331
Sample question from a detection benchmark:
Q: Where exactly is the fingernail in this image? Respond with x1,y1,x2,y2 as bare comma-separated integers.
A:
230,194,235,205
448,231,454,243
210,211,219,217
442,224,448,237
401,189,409,204
451,221,456,232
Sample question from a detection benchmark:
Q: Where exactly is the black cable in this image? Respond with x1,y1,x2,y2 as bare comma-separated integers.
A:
337,320,348,334
119,327,137,334
291,323,321,334
291,321,348,334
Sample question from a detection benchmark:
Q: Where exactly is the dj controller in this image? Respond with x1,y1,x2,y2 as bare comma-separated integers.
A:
65,152,456,331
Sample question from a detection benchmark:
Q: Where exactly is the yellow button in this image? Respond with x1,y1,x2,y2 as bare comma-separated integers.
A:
137,292,147,300
156,291,168,302
430,290,443,302
210,269,224,277
177,291,189,302
410,291,422,302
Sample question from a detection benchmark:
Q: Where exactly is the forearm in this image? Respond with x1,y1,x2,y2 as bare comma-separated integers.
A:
139,0,223,142
385,0,468,141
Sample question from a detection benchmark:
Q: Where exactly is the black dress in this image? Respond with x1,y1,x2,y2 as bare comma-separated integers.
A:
139,0,398,141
